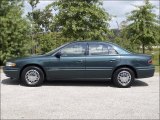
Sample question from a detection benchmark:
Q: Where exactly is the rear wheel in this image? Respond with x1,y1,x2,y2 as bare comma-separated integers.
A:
113,68,135,88
21,66,44,86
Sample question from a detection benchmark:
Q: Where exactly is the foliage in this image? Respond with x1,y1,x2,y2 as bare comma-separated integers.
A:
28,0,39,9
114,36,136,52
35,32,69,54
1,0,159,66
51,0,111,40
121,0,159,53
0,0,31,65
27,0,53,32
27,0,55,54
111,28,140,53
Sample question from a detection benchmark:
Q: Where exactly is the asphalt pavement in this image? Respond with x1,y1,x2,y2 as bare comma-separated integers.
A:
1,72,159,119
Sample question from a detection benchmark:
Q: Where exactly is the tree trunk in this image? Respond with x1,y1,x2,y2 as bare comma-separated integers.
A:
142,43,145,54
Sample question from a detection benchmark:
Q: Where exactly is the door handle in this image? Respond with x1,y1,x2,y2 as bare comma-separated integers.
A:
76,60,84,63
109,59,116,62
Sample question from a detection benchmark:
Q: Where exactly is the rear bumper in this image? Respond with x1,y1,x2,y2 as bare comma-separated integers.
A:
136,66,155,78
3,66,20,80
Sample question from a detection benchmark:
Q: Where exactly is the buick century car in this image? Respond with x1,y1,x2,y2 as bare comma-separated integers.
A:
3,41,155,87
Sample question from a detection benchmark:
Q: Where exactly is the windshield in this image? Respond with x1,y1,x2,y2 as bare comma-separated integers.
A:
44,43,69,55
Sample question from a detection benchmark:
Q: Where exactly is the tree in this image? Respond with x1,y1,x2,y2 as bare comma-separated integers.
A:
113,21,138,53
50,0,111,41
27,6,53,32
27,0,39,54
122,0,159,53
36,32,69,54
0,0,31,65
27,1,54,54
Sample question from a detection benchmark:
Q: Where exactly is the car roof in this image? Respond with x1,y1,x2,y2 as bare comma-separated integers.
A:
68,41,131,54
70,41,117,46
71,40,112,44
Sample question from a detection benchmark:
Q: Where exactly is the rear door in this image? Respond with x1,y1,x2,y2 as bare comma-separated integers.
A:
85,42,120,79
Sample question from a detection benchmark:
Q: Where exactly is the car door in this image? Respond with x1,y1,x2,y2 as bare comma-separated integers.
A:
47,42,87,80
85,42,120,79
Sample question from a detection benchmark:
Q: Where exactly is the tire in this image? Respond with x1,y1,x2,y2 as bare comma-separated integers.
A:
21,66,44,86
112,68,135,88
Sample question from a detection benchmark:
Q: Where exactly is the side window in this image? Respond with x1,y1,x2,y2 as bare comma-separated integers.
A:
89,43,117,56
60,43,86,57
108,45,118,55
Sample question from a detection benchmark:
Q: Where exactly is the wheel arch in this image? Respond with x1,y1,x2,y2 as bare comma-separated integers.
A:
112,65,137,78
20,64,46,79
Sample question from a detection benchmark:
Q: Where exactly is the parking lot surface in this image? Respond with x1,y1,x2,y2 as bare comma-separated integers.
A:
1,73,159,119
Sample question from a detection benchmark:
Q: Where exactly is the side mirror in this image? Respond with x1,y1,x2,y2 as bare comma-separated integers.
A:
55,52,61,58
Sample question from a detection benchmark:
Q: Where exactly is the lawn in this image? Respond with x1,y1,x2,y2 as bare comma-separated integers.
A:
155,65,160,73
0,66,3,73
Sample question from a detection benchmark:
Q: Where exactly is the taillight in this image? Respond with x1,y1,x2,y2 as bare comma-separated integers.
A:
148,59,152,64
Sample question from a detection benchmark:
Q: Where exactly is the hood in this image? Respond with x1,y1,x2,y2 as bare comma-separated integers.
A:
7,55,46,62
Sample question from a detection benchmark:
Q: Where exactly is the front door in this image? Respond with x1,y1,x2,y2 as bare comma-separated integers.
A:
48,42,87,80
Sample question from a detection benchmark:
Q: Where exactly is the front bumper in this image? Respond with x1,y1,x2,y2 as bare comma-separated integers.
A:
136,66,155,78
3,66,20,80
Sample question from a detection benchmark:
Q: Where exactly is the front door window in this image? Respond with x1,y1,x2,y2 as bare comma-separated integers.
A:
60,43,86,57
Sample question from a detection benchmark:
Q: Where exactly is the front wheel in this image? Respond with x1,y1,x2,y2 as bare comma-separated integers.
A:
21,66,44,86
112,68,135,88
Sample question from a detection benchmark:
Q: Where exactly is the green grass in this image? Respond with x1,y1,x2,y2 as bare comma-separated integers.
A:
142,48,159,73
0,66,3,73
144,48,159,66
155,65,159,73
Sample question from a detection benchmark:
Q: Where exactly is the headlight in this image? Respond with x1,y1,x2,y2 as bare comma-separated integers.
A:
6,62,16,67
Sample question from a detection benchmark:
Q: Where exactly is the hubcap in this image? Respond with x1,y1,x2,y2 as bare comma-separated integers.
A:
117,70,131,86
25,69,40,85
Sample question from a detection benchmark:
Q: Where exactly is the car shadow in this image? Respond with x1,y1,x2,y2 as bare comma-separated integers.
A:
1,78,20,85
1,78,148,87
43,80,114,87
132,80,148,87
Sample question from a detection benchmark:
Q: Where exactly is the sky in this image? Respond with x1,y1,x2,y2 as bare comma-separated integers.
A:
24,0,160,29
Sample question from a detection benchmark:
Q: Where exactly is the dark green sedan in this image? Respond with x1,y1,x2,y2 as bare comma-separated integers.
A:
3,41,155,87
